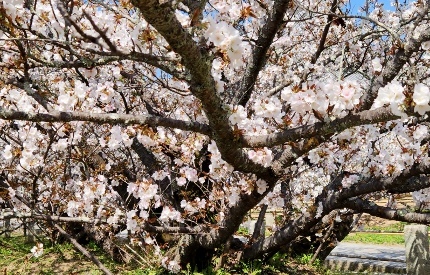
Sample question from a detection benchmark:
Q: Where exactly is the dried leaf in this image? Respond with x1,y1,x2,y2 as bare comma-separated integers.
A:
190,7,202,27
312,109,325,122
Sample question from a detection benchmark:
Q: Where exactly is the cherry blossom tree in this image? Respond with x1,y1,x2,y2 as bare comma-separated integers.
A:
0,0,430,272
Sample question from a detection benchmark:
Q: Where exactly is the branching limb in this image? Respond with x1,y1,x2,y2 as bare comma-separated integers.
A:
0,212,105,224
251,204,268,242
132,0,272,173
309,220,335,265
0,108,212,136
359,21,430,110
311,0,339,63
344,197,430,224
0,211,204,234
387,175,430,194
241,106,404,148
236,0,292,106
7,4,187,80
243,163,430,260
265,79,294,97
328,167,430,207
6,75,53,112
338,14,402,44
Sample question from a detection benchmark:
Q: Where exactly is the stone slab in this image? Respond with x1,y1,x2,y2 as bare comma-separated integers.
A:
330,242,405,262
404,225,430,275
325,255,406,274
325,242,406,274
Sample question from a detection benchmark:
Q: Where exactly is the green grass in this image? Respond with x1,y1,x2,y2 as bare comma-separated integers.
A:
0,235,154,275
344,233,405,245
361,221,430,233
360,222,407,232
2,232,386,275
8,232,401,274
224,253,333,275
236,226,249,236
0,235,336,275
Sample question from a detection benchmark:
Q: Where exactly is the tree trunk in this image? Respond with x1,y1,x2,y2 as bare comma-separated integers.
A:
279,212,354,261
166,235,215,271
314,213,354,260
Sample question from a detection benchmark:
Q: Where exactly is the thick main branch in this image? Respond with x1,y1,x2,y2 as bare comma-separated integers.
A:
132,0,276,177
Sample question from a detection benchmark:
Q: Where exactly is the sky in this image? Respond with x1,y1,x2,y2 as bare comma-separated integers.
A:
348,0,408,14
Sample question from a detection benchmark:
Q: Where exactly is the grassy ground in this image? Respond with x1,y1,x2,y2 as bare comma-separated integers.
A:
0,219,412,274
0,235,124,274
343,218,408,245
345,218,430,245
358,220,407,232
0,234,331,275
343,232,405,245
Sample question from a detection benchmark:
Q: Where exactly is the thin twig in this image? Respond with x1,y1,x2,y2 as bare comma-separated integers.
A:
54,224,113,275
310,220,335,264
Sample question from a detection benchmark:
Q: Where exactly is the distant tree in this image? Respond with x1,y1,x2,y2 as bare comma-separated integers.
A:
0,0,430,272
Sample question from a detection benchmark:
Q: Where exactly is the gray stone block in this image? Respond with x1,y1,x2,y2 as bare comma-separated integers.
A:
404,225,430,275
324,255,406,274
265,212,275,227
241,219,265,236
